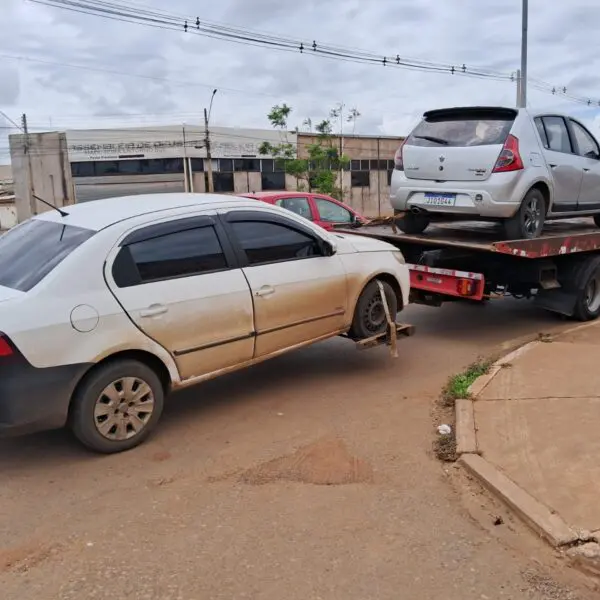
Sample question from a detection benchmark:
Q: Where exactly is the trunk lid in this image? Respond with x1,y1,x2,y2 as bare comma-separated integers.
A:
403,107,517,182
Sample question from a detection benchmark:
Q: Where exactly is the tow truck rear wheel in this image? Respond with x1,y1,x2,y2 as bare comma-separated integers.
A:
571,256,600,321
395,211,431,235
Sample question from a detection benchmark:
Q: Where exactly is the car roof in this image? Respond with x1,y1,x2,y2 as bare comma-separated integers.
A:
242,191,325,199
34,193,263,231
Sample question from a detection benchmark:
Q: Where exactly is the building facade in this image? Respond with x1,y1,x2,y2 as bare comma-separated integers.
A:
12,125,404,217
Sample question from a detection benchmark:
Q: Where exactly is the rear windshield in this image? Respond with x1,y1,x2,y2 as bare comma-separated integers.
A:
407,112,514,148
0,219,94,292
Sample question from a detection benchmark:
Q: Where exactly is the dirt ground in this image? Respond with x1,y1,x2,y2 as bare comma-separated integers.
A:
1,299,598,599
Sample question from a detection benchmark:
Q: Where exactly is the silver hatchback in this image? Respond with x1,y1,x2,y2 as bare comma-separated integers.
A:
390,106,600,239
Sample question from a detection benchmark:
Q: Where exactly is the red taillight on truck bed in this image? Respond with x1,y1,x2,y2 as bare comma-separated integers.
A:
0,335,13,357
457,278,476,296
493,134,524,173
394,140,406,171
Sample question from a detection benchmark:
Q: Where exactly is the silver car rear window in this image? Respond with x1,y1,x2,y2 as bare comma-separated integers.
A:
0,219,94,292
407,111,515,148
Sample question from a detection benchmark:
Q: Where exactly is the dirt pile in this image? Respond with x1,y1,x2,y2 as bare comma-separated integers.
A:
240,437,374,486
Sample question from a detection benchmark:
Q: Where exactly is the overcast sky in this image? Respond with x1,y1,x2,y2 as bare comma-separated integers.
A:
2,0,600,164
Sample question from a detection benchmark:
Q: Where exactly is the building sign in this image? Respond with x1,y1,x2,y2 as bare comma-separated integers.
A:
66,126,296,161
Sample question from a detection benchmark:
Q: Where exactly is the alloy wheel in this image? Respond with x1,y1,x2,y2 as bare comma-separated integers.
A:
93,377,155,441
523,196,542,237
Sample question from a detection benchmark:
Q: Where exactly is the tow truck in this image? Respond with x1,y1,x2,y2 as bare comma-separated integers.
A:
340,217,600,322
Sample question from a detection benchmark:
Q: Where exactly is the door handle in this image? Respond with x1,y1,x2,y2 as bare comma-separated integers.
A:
584,168,591,172
549,163,557,168
140,304,168,318
255,285,275,298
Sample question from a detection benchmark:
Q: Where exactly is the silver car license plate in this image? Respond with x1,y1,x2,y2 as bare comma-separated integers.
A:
424,193,456,206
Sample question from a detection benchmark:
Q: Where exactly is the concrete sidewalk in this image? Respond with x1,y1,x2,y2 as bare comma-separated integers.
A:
457,322,600,559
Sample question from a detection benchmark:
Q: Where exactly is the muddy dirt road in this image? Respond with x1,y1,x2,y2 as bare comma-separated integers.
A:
0,299,595,599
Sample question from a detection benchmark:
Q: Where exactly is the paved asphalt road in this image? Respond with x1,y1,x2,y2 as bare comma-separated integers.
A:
1,299,596,599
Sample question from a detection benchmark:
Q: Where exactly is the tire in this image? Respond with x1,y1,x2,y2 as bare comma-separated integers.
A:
395,212,430,234
503,188,546,240
350,280,398,340
70,359,165,454
568,256,600,321
594,214,600,228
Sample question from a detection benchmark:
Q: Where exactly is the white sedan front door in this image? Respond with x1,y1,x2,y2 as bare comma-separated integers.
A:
223,212,348,358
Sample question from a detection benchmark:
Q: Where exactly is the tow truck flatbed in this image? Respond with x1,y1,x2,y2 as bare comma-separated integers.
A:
341,218,600,258
338,218,600,321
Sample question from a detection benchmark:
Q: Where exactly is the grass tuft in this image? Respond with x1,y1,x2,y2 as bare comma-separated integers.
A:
440,359,492,407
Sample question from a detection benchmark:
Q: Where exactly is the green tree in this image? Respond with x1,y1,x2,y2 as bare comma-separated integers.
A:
259,104,350,199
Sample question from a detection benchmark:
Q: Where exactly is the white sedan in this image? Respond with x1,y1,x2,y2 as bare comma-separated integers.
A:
0,194,410,453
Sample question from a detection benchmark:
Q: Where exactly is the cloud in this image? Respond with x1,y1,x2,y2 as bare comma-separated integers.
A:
1,0,600,163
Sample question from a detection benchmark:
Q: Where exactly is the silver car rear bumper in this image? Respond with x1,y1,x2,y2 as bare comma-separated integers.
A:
389,170,534,219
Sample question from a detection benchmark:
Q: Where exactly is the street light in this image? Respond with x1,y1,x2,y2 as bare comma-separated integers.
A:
204,88,218,193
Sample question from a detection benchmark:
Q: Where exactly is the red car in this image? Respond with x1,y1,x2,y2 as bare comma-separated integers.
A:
241,191,366,231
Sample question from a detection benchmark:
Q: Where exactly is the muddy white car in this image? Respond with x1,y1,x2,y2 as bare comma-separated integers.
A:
0,194,409,453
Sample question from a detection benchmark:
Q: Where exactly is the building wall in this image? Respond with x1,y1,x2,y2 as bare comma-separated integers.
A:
9,132,76,222
298,133,403,216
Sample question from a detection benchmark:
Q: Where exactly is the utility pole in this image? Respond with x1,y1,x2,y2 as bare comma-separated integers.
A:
518,0,528,108
22,113,36,217
516,69,522,108
204,89,218,193
203,108,214,193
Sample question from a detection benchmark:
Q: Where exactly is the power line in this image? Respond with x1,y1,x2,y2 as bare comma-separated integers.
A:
29,0,600,108
30,0,514,82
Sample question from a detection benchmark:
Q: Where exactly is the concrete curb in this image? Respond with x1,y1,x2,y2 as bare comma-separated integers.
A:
455,399,477,455
455,320,600,547
460,454,579,547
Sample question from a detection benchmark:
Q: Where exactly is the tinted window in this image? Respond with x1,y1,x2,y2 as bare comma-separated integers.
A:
261,172,285,190
534,117,549,148
275,197,312,220
219,159,234,172
570,121,599,159
408,114,513,148
119,160,142,174
95,161,120,175
261,159,274,173
231,221,322,266
0,219,94,292
213,172,234,192
314,198,353,223
351,171,370,187
128,227,227,283
542,117,572,153
190,158,204,172
71,162,95,177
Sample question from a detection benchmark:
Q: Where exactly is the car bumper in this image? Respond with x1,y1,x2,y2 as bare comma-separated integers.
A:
0,352,91,436
389,171,526,219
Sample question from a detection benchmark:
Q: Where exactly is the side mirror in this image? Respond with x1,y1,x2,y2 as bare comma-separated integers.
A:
324,239,337,256
585,151,600,160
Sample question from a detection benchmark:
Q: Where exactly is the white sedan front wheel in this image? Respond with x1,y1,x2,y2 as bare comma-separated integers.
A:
350,280,398,340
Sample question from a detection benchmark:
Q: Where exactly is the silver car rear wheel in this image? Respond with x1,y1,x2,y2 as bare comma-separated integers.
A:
503,188,546,240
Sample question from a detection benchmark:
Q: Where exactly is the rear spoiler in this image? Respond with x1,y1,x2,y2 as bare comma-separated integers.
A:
423,107,518,121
